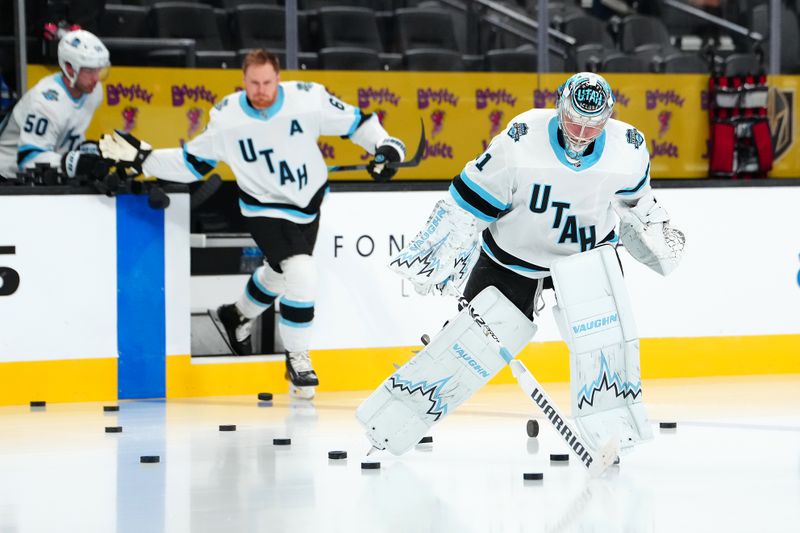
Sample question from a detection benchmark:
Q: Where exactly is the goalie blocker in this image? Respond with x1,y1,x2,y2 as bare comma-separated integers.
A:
356,286,536,455
550,245,653,453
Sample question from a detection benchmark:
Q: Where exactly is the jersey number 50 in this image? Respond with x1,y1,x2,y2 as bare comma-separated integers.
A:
24,114,49,136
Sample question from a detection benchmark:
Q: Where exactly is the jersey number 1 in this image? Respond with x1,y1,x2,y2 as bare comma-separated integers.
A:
476,152,491,172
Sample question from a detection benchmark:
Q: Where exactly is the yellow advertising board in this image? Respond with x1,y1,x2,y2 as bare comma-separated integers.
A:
27,65,800,180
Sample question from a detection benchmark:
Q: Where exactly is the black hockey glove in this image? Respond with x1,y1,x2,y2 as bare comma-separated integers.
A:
99,130,153,174
367,141,403,182
61,141,112,180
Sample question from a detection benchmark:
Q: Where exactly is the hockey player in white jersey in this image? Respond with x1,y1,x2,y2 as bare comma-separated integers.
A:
99,49,406,399
357,73,685,460
0,30,110,180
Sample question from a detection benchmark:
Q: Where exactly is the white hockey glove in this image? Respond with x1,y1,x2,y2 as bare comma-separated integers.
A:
368,137,406,182
616,194,685,276
99,130,152,173
389,196,479,295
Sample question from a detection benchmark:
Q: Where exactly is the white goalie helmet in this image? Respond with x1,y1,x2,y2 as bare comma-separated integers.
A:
556,72,615,160
58,30,111,87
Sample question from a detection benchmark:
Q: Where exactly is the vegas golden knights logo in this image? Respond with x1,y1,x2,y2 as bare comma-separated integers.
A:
768,88,794,160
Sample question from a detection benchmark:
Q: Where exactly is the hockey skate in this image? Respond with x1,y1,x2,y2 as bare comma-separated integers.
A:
216,304,253,356
285,350,318,400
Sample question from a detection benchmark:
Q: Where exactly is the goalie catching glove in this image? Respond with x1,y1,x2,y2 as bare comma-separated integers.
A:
616,192,685,276
99,130,152,174
389,196,480,295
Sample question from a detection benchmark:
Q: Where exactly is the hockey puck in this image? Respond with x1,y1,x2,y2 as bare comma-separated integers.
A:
361,461,380,470
273,438,291,446
103,405,119,412
660,422,677,429
550,453,569,462
105,426,122,433
523,472,544,481
526,419,539,438
420,334,431,346
219,424,236,432
614,457,620,465
30,401,46,407
418,436,433,444
140,456,160,463
257,392,273,402
328,450,347,460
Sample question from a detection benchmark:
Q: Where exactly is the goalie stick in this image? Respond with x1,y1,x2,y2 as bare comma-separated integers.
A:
328,118,426,173
442,284,619,477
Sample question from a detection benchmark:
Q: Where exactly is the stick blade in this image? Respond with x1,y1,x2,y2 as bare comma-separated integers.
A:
587,437,620,478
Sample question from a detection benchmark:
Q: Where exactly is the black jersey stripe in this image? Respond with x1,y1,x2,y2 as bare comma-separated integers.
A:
239,182,328,217
482,230,549,272
451,173,505,220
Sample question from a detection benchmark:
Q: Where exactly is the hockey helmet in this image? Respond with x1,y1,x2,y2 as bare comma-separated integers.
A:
58,30,110,87
556,73,614,159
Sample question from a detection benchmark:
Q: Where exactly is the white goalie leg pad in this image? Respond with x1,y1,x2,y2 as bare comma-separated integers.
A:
355,286,536,455
551,246,653,453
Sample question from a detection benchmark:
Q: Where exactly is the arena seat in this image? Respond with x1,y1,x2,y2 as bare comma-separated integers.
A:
319,47,383,70
561,13,615,48
318,7,383,52
395,8,460,52
150,2,236,67
660,52,709,73
235,49,319,70
99,5,150,38
229,5,286,51
485,49,537,72
404,48,464,71
620,15,674,53
600,52,650,73
723,52,762,75
567,43,606,72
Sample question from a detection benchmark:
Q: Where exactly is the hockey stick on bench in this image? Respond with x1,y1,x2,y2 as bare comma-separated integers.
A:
328,117,426,173
442,284,619,477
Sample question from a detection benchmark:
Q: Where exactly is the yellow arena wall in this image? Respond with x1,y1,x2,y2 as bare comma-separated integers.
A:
27,65,800,180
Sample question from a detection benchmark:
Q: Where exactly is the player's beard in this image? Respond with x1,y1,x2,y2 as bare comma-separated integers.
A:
250,90,277,110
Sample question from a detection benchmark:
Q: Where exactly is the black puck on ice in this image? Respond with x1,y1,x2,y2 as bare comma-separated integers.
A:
257,392,273,401
523,472,544,481
660,422,677,429
328,450,347,460
614,457,620,465
219,424,236,432
361,461,380,470
526,419,539,438
418,436,433,444
420,334,431,346
140,456,160,463
30,401,46,407
550,453,569,462
273,438,291,445
105,426,123,433
103,405,119,412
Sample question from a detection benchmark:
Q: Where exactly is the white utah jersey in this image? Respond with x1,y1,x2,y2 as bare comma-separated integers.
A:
142,81,391,223
450,109,651,279
0,73,103,179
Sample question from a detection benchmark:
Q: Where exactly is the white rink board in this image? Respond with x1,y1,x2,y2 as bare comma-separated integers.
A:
164,193,191,357
311,187,800,350
0,195,118,361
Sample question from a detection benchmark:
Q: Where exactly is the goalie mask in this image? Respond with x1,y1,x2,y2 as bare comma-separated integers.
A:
556,73,615,162
58,30,110,88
